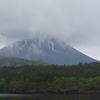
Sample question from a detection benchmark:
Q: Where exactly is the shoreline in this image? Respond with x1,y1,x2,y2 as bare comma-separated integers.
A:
1,90,100,95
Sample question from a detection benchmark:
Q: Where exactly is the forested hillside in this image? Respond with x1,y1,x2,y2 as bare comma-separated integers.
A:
0,62,100,94
0,55,48,67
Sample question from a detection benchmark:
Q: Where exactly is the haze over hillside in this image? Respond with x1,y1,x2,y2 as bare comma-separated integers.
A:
0,55,48,67
0,37,97,65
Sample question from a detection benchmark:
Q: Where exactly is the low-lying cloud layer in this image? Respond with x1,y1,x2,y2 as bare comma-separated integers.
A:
0,0,100,60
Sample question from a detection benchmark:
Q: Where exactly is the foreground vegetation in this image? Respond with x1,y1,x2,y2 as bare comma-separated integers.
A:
0,62,100,94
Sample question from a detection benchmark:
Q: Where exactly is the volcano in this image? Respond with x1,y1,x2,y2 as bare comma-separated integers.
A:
0,38,97,65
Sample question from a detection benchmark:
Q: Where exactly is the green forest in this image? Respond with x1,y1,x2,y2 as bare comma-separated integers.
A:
0,62,100,94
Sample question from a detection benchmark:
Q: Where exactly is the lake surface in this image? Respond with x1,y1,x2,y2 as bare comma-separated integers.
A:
0,94,100,100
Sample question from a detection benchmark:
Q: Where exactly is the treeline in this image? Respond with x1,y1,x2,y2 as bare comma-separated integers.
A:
0,62,100,94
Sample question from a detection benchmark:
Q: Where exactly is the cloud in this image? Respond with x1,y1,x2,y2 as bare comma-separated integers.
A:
0,0,100,38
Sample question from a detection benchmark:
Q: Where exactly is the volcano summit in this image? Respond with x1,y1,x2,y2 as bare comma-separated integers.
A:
0,38,97,65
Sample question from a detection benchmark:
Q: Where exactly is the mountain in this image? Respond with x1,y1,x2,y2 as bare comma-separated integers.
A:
0,55,48,67
0,38,97,65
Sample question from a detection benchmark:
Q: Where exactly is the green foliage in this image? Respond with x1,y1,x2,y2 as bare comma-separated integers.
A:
0,62,100,93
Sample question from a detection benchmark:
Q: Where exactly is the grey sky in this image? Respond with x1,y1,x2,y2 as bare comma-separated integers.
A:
0,0,100,60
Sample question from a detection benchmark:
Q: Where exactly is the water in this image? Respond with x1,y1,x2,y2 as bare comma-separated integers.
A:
0,94,100,100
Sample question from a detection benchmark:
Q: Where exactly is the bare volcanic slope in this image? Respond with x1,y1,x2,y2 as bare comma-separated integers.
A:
0,38,97,65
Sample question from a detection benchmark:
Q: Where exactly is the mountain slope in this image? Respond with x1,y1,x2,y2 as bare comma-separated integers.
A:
0,55,48,67
0,38,97,65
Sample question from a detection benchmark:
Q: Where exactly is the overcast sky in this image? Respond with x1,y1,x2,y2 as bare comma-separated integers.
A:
0,0,100,60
